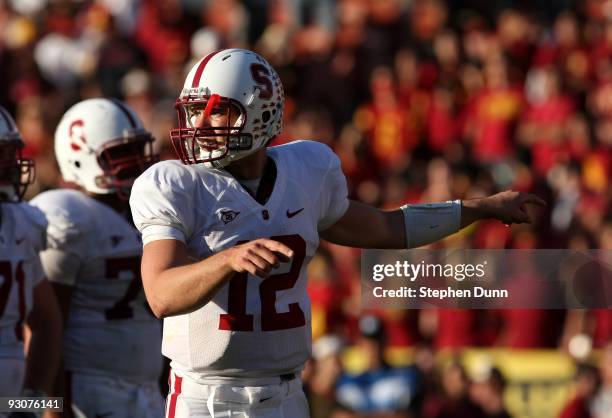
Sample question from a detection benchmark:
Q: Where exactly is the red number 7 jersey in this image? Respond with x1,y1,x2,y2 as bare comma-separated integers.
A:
30,189,162,383
130,140,349,381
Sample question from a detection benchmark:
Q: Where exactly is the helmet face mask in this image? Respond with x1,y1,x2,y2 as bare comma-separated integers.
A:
171,94,252,167
55,98,158,200
95,131,158,200
0,108,35,203
0,142,35,202
171,49,284,168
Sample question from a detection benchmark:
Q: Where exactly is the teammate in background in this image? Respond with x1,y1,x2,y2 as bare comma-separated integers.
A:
130,49,546,418
0,106,62,415
30,99,163,418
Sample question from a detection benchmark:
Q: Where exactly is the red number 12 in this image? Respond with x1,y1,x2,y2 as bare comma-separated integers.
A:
219,234,306,331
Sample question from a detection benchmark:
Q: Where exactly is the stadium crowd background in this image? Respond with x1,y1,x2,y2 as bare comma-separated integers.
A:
2,0,612,416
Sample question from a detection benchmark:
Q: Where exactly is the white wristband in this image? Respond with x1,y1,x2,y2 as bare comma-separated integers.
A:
400,200,462,248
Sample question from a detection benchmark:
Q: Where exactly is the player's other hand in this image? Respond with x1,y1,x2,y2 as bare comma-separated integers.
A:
227,239,294,278
478,190,546,225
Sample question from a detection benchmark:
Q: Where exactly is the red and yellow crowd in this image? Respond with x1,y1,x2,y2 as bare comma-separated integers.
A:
2,0,612,417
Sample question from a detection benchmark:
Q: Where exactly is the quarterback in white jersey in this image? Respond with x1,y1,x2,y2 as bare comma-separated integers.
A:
0,105,61,412
30,99,163,418
130,49,546,418
132,140,347,379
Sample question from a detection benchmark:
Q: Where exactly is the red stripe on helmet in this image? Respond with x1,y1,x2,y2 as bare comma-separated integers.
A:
192,50,222,88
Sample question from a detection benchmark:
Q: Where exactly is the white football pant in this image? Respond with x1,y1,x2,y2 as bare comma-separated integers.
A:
68,372,164,418
165,370,310,418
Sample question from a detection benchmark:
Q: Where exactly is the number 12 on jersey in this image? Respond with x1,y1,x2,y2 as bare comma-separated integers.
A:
219,234,306,332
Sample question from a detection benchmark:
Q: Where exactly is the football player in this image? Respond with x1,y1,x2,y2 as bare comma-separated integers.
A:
129,49,546,418
30,99,163,418
0,106,62,415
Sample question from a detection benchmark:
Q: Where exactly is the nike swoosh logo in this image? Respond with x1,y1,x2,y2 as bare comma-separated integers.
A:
260,397,273,403
286,208,304,218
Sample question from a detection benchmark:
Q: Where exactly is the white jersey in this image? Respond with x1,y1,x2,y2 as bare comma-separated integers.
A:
0,202,46,361
30,190,162,382
130,140,349,381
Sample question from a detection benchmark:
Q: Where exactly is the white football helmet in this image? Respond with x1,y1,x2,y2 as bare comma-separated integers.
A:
171,48,284,168
54,98,158,200
0,106,34,202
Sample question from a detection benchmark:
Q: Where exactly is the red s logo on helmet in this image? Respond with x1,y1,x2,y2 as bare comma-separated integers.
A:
250,64,273,100
69,120,87,151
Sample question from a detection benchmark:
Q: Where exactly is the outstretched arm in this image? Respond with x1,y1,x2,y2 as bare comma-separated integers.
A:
320,190,546,249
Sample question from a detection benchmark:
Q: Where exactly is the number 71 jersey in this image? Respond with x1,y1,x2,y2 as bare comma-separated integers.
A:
130,140,349,380
0,203,46,361
30,190,162,382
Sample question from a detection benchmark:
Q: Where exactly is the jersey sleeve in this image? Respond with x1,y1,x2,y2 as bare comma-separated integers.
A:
17,203,48,286
38,248,80,286
29,191,88,286
316,145,350,231
18,202,48,252
30,254,46,287
30,192,88,252
130,161,197,246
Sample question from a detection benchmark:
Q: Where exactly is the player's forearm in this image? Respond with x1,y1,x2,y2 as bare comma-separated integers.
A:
23,323,61,394
45,361,69,418
145,250,235,318
396,199,497,247
320,201,405,248
356,209,405,248
323,200,466,249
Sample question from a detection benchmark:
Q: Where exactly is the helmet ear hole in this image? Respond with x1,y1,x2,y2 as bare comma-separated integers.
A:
74,161,81,168
262,111,271,123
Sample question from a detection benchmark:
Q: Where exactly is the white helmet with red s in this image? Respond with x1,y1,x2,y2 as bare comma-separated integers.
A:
0,106,34,202
54,98,158,200
171,48,284,168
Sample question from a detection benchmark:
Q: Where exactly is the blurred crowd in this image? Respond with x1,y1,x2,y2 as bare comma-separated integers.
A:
2,0,612,416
